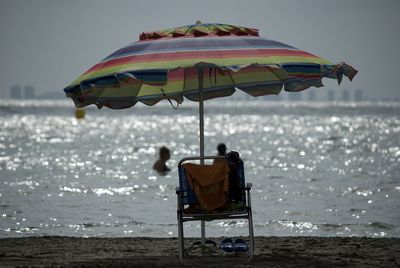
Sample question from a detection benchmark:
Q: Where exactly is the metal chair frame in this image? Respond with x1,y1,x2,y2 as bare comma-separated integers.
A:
176,155,254,262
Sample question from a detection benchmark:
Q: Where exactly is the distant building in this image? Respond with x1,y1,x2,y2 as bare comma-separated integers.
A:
341,89,350,101
354,89,363,102
24,85,35,99
327,89,335,101
10,85,22,99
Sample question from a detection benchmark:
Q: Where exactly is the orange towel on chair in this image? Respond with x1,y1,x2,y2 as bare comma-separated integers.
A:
183,162,230,211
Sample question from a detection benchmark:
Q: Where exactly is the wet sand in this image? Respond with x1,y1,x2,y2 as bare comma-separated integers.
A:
0,236,399,267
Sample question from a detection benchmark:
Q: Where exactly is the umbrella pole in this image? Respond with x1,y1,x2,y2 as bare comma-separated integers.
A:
198,68,206,247
198,66,205,162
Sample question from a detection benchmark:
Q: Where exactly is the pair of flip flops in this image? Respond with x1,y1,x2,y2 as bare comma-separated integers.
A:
220,238,249,253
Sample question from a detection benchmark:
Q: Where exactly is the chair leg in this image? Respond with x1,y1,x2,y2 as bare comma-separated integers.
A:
201,220,206,247
248,209,255,262
178,214,184,262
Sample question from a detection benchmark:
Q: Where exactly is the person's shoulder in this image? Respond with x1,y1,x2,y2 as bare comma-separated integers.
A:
153,160,161,170
213,158,227,164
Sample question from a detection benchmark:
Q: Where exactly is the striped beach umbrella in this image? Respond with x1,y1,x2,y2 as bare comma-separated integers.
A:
63,22,357,158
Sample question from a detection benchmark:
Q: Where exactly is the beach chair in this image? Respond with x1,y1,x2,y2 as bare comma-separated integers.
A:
176,154,254,262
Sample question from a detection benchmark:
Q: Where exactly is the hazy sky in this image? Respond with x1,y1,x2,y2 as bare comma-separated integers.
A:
1,0,399,99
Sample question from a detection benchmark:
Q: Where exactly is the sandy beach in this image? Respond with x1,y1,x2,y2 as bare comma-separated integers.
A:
0,236,399,267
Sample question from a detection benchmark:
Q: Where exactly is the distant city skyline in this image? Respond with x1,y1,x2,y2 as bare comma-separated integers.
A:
1,0,399,101
7,84,380,102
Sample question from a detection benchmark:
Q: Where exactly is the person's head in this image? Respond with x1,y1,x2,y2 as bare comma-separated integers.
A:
217,143,227,156
159,146,170,160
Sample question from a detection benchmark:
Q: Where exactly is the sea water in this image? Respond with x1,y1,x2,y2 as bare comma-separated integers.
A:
0,99,399,238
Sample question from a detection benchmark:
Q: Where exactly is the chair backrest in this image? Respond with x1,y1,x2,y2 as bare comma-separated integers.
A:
178,161,246,206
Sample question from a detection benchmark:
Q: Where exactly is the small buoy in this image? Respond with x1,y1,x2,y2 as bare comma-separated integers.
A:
74,108,85,119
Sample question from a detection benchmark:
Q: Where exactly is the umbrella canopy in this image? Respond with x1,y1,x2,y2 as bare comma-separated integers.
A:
63,22,357,110
63,22,358,160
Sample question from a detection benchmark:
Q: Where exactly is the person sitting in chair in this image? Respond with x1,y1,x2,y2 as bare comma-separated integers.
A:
213,143,227,164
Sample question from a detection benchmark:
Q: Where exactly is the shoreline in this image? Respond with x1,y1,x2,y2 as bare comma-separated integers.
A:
0,236,399,267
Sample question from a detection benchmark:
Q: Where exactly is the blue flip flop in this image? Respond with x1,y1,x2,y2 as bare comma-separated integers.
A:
233,238,249,253
220,238,234,253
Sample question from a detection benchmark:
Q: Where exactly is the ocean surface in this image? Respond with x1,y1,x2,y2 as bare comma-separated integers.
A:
0,99,399,238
